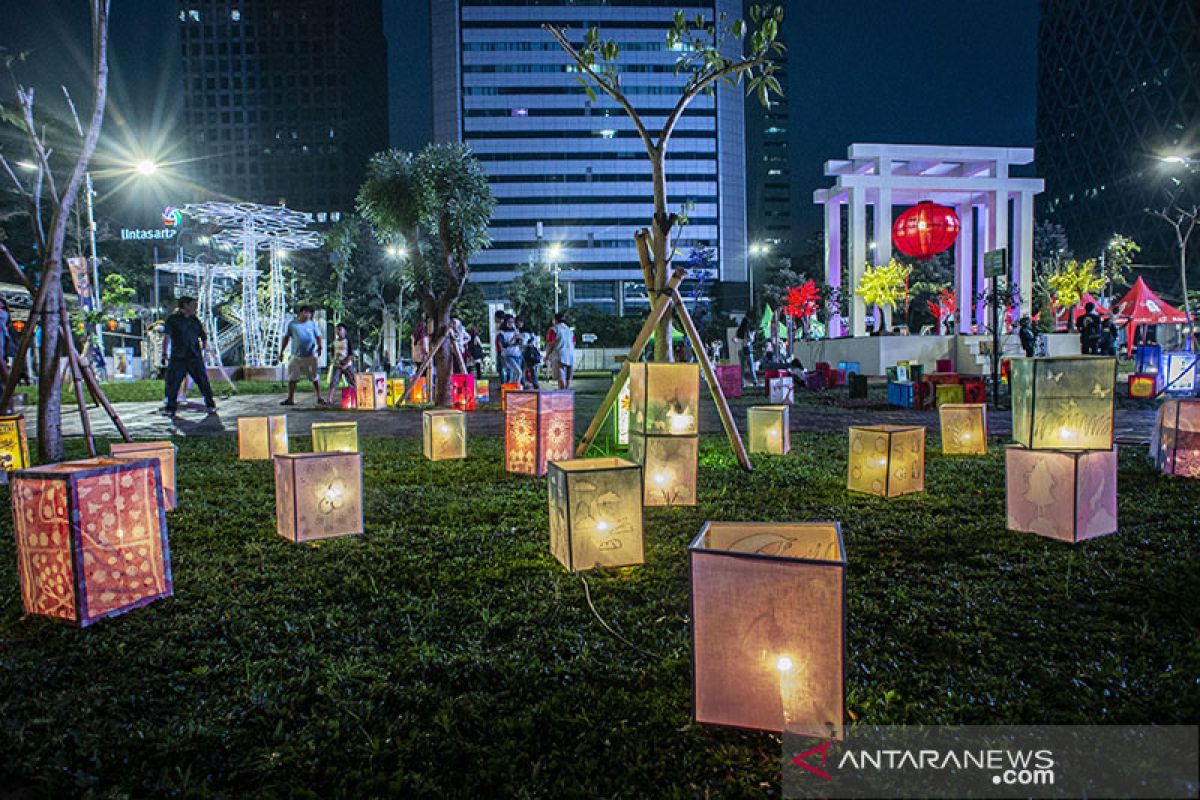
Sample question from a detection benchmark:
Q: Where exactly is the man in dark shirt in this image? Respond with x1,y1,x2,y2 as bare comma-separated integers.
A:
161,296,216,415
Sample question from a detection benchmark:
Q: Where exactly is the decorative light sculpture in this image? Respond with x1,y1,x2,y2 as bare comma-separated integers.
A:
847,425,925,497
10,458,172,625
451,374,477,411
505,391,574,476
892,201,961,259
423,409,467,461
1152,399,1200,477
238,415,289,460
547,457,644,572
311,421,359,453
110,441,178,510
690,521,845,737
341,387,358,410
0,413,31,476
1010,357,1116,450
628,363,699,506
274,452,363,542
356,372,388,411
1005,446,1117,542
939,403,987,456
154,256,246,373
747,406,790,455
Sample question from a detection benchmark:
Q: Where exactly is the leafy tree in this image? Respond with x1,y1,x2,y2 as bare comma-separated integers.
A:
1046,258,1105,330
855,258,910,332
509,261,557,333
760,255,805,313
323,217,359,325
1099,234,1140,294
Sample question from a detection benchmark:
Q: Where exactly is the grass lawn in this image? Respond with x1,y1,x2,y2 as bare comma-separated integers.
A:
0,433,1197,797
13,379,292,406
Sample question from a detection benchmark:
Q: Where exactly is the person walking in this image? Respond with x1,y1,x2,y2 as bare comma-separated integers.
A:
160,296,217,416
279,305,326,406
547,312,576,389
497,315,523,384
1099,318,1119,358
325,323,356,404
736,317,758,387
1018,316,1037,358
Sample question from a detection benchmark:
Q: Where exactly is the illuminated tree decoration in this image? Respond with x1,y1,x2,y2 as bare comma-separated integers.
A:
747,406,790,455
1152,399,1200,478
1005,446,1117,542
451,374,477,412
237,416,289,460
423,409,467,461
311,421,360,453
690,521,845,738
892,201,960,259
110,441,178,510
0,414,32,476
274,452,363,542
847,425,925,498
505,390,574,476
10,457,172,626
547,457,644,572
356,372,388,410
938,403,987,456
1010,357,1116,450
783,279,820,319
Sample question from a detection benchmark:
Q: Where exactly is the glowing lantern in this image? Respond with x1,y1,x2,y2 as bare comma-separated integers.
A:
1128,374,1156,398
10,457,172,625
311,421,359,453
274,452,363,542
748,406,790,455
629,434,699,506
407,376,430,405
892,201,961,259
1152,399,1200,477
847,425,924,498
475,379,490,403
0,413,31,476
505,390,574,476
386,378,405,408
237,416,288,460
1005,446,1117,542
356,372,388,410
611,374,631,447
1163,351,1198,395
628,362,699,506
767,375,794,405
423,409,467,461
547,457,644,572
500,381,522,410
939,403,987,456
1010,357,1116,450
110,441,178,510
715,364,742,399
934,383,964,408
690,521,845,737
341,387,358,409
451,374,477,411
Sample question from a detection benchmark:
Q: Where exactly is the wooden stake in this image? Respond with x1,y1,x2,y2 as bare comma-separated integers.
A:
58,297,96,456
398,328,451,406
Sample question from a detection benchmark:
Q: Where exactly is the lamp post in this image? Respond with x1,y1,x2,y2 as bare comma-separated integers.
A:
1153,153,1199,349
749,241,769,314
547,242,563,314
386,244,407,362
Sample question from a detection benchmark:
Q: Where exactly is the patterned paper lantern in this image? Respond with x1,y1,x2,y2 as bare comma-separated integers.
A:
341,386,358,410
767,374,794,404
10,457,172,625
504,390,574,476
274,452,363,542
1010,357,1116,450
500,381,522,411
356,372,388,410
690,521,845,737
1128,374,1157,399
1152,399,1200,477
475,379,490,403
311,421,359,453
847,425,925,498
547,457,644,572
451,374,477,411
892,201,961,259
423,409,467,461
407,376,430,405
715,364,742,399
961,377,986,404
1005,446,1117,542
628,362,700,506
0,413,32,476
934,382,964,408
629,433,699,506
1163,351,1198,395
611,373,631,448
110,441,178,510
748,406,790,455
939,403,988,456
238,416,288,460
386,378,406,408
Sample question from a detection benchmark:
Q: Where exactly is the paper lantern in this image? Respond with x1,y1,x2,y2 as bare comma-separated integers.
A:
110,441,178,510
274,452,363,542
238,416,288,460
356,372,388,410
934,383,964,407
423,409,467,461
547,457,644,572
690,521,845,737
629,362,700,436
847,425,924,498
629,432,698,507
612,373,631,447
715,364,742,399
500,381,522,410
341,386,358,409
0,413,31,476
892,200,961,259
10,457,172,625
926,372,961,387
961,377,986,404
767,375,794,404
939,403,987,456
1128,374,1156,399
935,358,952,372
505,390,574,476
475,379,490,403
748,406,790,455
1153,399,1200,477
311,421,359,453
1163,351,1197,395
407,376,430,405
386,378,405,408
1005,446,1117,542
451,374,477,411
1010,357,1116,450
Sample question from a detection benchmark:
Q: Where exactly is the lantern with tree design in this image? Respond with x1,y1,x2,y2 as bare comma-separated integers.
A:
939,404,987,456
1010,357,1116,450
238,416,289,460
892,201,960,259
274,452,363,542
0,413,31,478
548,457,644,572
110,441,178,510
505,390,574,476
423,409,467,461
748,406,789,455
1005,446,1117,542
311,421,359,453
847,425,924,497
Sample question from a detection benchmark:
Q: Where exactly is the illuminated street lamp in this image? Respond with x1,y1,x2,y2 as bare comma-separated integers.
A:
748,241,771,312
547,241,564,313
135,159,159,176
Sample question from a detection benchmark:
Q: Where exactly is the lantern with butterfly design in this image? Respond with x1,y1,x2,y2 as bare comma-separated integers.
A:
273,452,363,542
1010,357,1116,450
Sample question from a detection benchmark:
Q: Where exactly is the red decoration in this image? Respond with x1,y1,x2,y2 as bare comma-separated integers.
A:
784,279,820,319
926,289,956,328
892,201,960,259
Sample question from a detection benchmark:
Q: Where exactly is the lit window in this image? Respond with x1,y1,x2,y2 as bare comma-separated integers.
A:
511,108,528,117
597,129,616,139
188,9,200,21
231,9,241,21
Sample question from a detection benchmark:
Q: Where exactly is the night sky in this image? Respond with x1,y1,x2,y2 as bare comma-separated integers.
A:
0,0,1038,236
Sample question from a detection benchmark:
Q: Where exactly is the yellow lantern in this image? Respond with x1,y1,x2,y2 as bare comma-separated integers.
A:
10,457,172,625
356,372,388,410
1152,399,1200,477
547,457,644,572
423,409,467,461
747,406,790,455
274,452,363,542
110,441,178,510
0,413,32,476
934,382,964,408
938,403,988,456
504,390,574,476
386,378,406,408
311,421,360,453
1005,445,1117,542
629,433,699,507
237,415,288,460
847,425,925,498
628,362,700,506
1010,356,1116,450
475,379,490,403
690,521,845,737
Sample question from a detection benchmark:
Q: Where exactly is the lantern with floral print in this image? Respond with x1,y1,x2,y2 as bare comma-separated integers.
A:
274,452,364,542
938,404,987,456
423,409,467,461
504,390,574,476
628,362,700,506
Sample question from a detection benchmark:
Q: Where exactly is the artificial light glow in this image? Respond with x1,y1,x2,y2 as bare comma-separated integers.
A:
667,412,694,435
15,160,36,172
437,424,450,435
597,128,617,139
1161,154,1188,165
768,428,779,438
775,656,794,673
386,244,407,259
323,484,343,504
547,242,563,260
653,471,669,486
595,519,611,533
1059,427,1074,441
135,159,159,176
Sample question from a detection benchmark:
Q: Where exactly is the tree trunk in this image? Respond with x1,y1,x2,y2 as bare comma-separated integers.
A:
1181,235,1195,348
650,154,672,362
37,277,65,461
431,305,455,406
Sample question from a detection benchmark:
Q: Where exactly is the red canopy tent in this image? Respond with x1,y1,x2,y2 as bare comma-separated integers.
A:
1111,276,1189,355
1054,294,1109,328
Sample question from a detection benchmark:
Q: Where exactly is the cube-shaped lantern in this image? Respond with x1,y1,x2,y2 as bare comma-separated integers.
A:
847,425,925,498
961,377,986,404
110,441,178,510
1163,351,1198,395
386,378,406,408
1134,344,1162,375
504,390,574,476
934,382,964,408
611,374,631,447
1005,446,1117,542
451,374,476,411
274,452,363,542
629,432,699,507
407,376,430,405
839,360,862,376
715,364,742,399
0,413,31,475
475,379,490,403
500,381,522,410
10,458,172,625
748,406,790,455
935,358,953,372
356,372,388,410
1129,374,1157,398
629,362,700,436
423,409,467,461
341,386,358,409
311,421,359,453
547,457,644,572
767,375,794,404
939,403,988,456
1010,357,1116,450
1153,399,1200,477
238,415,288,460
690,521,845,737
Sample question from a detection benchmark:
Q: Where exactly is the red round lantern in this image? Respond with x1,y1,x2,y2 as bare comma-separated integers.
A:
892,201,961,259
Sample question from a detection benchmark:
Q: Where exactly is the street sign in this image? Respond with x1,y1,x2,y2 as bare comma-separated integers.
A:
984,248,1008,279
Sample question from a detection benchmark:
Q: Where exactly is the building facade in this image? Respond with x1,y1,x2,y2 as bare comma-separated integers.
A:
177,0,388,219
1037,0,1199,265
431,0,747,313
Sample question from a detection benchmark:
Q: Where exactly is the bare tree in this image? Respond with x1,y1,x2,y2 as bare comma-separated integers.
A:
1148,203,1198,346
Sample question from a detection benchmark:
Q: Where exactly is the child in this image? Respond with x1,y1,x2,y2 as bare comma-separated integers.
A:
325,323,356,404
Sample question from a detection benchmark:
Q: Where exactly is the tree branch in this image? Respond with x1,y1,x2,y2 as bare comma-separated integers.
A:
660,54,767,146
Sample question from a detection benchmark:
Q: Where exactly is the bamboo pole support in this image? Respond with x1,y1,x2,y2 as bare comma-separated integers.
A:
58,297,96,456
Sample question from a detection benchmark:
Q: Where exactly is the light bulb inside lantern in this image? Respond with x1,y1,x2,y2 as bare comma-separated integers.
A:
653,471,669,486
768,428,779,438
323,484,343,504
776,655,794,672
668,411,694,434
437,424,450,435
1058,427,1074,442
595,519,611,534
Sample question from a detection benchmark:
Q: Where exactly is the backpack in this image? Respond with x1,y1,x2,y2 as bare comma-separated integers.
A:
524,342,542,365
469,339,484,360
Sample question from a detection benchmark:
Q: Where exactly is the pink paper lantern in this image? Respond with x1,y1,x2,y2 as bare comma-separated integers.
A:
714,364,742,399
504,390,574,476
1152,399,1200,477
1005,446,1118,542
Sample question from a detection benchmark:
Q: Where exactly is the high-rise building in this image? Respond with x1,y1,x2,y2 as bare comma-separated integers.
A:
1037,0,1199,264
431,0,747,313
177,0,389,219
